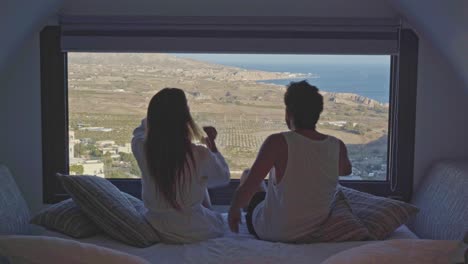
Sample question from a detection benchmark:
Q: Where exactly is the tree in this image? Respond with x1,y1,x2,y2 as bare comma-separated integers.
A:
89,146,103,158
70,164,84,175
119,152,134,163
74,143,83,157
130,159,141,176
119,152,141,176
105,170,128,179
103,152,113,169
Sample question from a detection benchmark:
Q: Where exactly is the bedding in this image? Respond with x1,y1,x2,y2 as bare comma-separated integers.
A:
0,235,150,264
30,198,100,238
408,160,468,240
295,190,370,243
30,193,146,239
340,185,419,239
0,165,31,235
320,239,461,264
59,174,160,247
42,214,419,264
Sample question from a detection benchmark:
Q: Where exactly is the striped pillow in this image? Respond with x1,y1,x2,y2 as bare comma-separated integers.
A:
340,186,419,240
30,193,146,239
320,190,371,242
60,175,160,247
295,190,370,243
30,198,99,238
125,193,147,214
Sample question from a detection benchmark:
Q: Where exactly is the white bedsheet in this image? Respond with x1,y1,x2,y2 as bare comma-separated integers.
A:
321,239,462,264
41,213,419,264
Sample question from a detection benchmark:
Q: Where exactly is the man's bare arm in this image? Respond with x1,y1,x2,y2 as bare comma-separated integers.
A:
339,140,352,176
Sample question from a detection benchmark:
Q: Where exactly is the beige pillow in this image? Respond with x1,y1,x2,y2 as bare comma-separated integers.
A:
340,186,419,240
30,193,145,239
59,175,160,247
0,235,150,264
295,190,370,243
30,198,99,238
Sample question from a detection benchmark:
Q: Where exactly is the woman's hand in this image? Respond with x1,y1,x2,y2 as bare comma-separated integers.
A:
203,126,218,152
228,206,242,233
203,126,217,141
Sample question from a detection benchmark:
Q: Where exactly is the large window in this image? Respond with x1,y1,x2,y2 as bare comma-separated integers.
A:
68,53,390,181
41,17,418,204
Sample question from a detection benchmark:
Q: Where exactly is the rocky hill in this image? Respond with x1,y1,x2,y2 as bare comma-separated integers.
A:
69,53,311,82
324,92,388,108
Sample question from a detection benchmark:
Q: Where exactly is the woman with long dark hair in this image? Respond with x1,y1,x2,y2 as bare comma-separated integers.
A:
132,88,230,243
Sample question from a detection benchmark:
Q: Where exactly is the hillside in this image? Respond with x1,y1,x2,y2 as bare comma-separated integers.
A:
69,53,312,83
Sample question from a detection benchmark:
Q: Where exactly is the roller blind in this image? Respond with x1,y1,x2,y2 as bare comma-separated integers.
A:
60,16,401,55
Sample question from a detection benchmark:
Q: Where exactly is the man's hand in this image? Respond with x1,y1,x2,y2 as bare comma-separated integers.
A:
203,126,218,152
228,206,242,233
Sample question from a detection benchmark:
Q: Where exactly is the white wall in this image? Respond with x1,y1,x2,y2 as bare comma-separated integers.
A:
0,0,62,72
389,0,468,88
413,34,468,188
60,0,396,17
0,32,44,213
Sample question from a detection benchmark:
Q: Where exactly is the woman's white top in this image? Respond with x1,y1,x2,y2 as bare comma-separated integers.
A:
131,121,230,243
252,131,340,242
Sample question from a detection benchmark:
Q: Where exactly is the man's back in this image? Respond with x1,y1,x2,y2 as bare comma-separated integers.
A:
252,131,340,242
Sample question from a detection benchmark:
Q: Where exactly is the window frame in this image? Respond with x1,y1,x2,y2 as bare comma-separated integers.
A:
41,25,418,204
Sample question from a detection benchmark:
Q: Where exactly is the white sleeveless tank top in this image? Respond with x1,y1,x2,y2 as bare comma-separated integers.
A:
252,131,340,242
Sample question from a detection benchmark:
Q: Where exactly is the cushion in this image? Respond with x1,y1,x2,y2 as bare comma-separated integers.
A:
408,160,468,240
125,193,147,214
30,198,99,238
59,175,159,247
30,193,145,239
340,186,419,240
0,235,150,264
295,190,370,243
0,165,31,235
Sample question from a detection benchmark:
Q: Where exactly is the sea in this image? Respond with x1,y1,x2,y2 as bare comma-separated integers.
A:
234,63,390,103
176,54,391,103
256,63,390,103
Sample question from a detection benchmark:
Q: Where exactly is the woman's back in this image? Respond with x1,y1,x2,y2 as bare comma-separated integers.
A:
140,145,218,211
132,122,230,243
252,131,340,242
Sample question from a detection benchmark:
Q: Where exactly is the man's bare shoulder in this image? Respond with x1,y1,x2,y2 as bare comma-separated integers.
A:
264,132,287,150
322,133,344,144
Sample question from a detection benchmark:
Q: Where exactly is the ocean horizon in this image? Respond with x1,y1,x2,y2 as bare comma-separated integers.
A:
176,54,391,103
237,63,390,103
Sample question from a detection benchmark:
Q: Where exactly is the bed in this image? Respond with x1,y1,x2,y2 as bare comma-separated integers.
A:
1,160,466,264
40,214,419,264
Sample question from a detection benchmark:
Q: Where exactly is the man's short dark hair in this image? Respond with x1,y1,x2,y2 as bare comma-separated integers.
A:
284,80,323,129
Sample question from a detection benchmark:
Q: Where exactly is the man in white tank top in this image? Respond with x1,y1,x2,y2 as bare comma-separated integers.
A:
228,81,352,243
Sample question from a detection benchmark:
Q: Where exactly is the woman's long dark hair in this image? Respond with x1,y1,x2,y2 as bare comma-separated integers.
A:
145,88,202,209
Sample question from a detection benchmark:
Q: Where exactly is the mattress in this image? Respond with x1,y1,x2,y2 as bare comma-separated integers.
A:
41,213,418,264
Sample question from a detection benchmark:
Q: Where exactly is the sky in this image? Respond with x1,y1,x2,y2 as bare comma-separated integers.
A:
174,54,390,65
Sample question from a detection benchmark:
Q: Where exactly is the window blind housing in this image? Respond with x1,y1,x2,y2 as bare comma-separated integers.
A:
60,16,400,54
